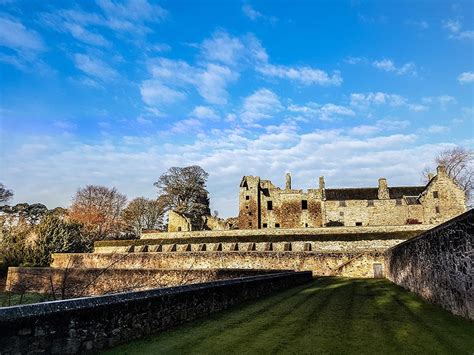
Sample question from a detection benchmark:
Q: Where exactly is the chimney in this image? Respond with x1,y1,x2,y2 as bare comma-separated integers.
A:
437,165,447,176
319,176,326,200
378,178,389,200
319,176,325,189
285,172,292,190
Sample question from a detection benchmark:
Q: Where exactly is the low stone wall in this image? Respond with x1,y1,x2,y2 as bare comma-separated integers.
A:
94,239,405,254
0,271,312,354
140,224,430,239
5,268,281,298
52,251,385,278
385,210,473,319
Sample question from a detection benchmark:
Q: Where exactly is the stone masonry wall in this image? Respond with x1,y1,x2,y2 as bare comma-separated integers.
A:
52,251,386,278
0,271,312,354
385,209,473,319
6,268,280,298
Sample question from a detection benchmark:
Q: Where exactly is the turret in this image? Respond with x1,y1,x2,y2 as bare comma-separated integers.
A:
378,178,389,200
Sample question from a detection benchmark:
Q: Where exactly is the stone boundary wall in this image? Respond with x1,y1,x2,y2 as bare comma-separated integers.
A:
5,268,281,298
140,224,431,240
385,210,473,319
0,271,312,354
52,251,385,278
94,239,405,254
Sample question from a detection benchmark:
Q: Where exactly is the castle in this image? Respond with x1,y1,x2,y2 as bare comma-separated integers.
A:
169,165,466,232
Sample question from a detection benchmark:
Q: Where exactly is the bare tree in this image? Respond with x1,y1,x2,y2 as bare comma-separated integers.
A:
0,183,13,203
69,185,127,240
425,147,473,204
154,166,211,230
122,197,167,236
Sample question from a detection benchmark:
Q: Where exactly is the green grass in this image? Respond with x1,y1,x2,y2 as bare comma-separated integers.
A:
105,277,474,355
0,292,52,307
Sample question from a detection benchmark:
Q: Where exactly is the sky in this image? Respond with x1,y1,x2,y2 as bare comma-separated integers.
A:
0,0,473,217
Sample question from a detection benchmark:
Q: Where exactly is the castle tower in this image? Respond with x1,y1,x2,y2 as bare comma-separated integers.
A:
238,176,261,229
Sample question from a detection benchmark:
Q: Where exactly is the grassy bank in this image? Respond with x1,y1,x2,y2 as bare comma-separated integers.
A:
106,277,473,355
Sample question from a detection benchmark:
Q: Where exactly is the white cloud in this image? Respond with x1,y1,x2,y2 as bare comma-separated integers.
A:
63,22,111,47
74,53,119,81
241,4,276,23
241,88,283,124
426,125,450,134
191,106,219,120
350,92,427,112
171,118,202,134
257,64,343,86
141,57,237,106
421,95,457,110
200,31,245,66
140,80,186,105
288,102,354,121
0,15,46,69
458,71,474,84
372,59,417,76
442,19,474,40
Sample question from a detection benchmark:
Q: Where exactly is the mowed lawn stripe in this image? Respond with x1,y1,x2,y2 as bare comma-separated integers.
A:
105,278,474,355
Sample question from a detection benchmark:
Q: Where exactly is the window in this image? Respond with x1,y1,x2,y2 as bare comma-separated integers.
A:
248,222,252,227
302,200,308,210
356,222,362,226
245,205,249,209
248,212,252,216
396,199,402,206
435,206,440,214
339,200,346,207
305,223,308,228
275,223,280,228
245,195,250,200
433,191,439,198
267,201,273,210
339,211,344,217
263,223,268,228
367,199,374,207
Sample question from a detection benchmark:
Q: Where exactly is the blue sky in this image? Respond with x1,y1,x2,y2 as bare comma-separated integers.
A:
0,0,473,217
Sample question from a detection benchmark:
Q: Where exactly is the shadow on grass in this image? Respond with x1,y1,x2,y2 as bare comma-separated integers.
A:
104,277,474,355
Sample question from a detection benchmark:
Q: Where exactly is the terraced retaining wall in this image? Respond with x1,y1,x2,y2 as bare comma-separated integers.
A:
5,268,281,297
52,251,385,278
139,224,429,240
0,271,312,354
385,210,473,319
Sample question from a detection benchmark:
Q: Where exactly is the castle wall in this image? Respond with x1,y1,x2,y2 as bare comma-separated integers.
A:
51,251,386,278
324,199,424,227
419,167,466,224
167,210,191,232
6,267,280,297
0,271,311,354
385,210,473,319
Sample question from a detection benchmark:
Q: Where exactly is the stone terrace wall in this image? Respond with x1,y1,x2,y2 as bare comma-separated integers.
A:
52,251,386,278
140,224,431,239
385,210,473,319
6,268,281,298
0,271,311,354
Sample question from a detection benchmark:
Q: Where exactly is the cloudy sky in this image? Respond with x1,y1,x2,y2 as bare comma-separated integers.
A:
1,0,473,217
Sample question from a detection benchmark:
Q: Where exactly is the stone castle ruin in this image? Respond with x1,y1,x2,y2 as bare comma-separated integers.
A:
169,165,466,232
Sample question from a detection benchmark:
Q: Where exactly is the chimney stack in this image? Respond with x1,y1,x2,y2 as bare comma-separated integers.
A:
437,165,447,175
285,173,292,190
378,178,389,200
319,176,325,190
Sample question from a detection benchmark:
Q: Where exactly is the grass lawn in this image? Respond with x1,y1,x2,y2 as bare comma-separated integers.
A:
106,277,474,355
0,292,51,307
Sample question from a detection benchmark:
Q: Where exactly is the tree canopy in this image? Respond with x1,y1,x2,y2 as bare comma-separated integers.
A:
0,183,13,203
154,166,210,229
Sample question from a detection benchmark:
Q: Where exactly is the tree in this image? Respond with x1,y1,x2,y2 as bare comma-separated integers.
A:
123,197,166,236
154,166,211,230
0,203,48,224
32,214,90,266
425,147,473,205
69,185,127,240
0,183,13,203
